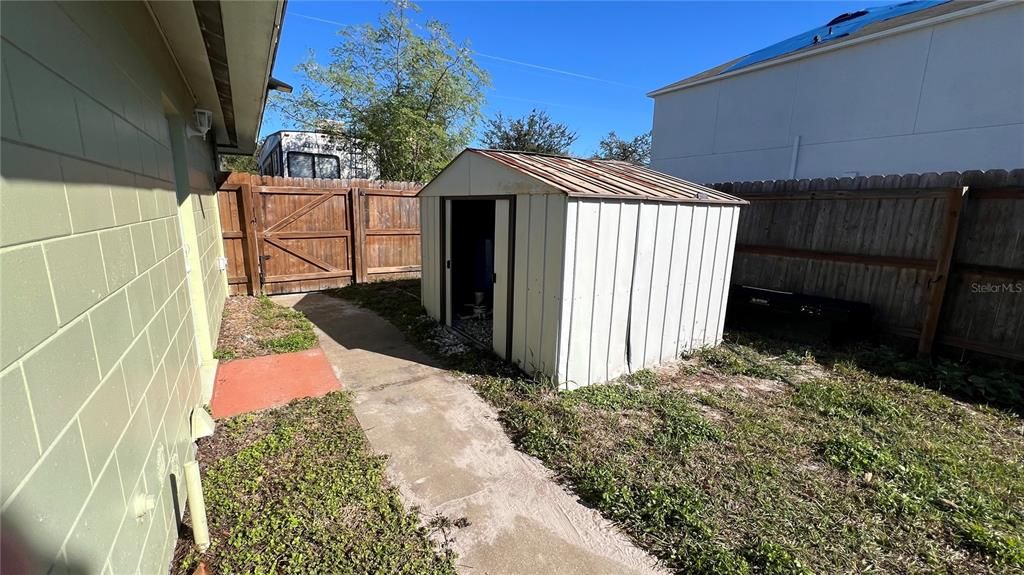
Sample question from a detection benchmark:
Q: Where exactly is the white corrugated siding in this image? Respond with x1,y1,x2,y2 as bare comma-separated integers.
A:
556,199,741,388
419,196,441,318
511,194,566,375
419,151,742,388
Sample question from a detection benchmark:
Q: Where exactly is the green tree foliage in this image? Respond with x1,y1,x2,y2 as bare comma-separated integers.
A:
219,153,259,174
481,109,577,155
594,131,652,165
274,1,489,181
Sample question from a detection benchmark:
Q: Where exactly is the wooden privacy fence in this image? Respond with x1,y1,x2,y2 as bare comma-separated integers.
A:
709,169,1024,361
218,173,422,295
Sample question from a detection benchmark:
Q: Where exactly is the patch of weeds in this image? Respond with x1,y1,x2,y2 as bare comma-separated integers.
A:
172,392,457,574
677,541,751,575
953,519,1024,567
695,343,790,381
568,382,652,410
651,393,722,452
853,346,1024,412
628,369,660,388
821,434,896,474
794,378,905,420
780,349,815,366
213,347,236,361
263,330,318,353
742,541,812,575
221,413,254,439
215,295,318,359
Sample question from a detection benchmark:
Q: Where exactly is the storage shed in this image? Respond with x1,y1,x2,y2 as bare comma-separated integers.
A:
418,149,747,388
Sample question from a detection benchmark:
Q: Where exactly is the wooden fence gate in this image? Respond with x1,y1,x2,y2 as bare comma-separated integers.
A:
218,173,422,295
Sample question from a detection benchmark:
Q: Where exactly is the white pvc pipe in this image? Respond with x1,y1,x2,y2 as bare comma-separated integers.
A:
183,460,211,552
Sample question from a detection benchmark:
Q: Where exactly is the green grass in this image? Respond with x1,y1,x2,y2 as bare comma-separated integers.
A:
172,392,457,575
212,348,236,361
254,295,318,353
215,295,318,360
335,280,1024,575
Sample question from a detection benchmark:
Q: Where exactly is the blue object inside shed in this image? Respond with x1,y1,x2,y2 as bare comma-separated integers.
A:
723,0,950,74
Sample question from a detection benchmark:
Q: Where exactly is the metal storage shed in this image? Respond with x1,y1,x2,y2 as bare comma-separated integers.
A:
418,149,747,388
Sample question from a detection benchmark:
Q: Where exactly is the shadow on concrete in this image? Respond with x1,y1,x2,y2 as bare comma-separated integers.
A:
290,291,449,371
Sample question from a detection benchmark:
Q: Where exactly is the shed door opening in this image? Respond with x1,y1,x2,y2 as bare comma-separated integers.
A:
445,198,511,358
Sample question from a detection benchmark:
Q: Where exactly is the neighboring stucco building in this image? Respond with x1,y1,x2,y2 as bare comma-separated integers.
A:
0,2,282,573
649,0,1024,183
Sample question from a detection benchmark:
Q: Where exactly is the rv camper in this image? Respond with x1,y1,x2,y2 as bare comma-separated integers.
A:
257,130,377,179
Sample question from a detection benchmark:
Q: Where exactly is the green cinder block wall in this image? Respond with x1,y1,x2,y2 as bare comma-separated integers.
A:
0,2,228,573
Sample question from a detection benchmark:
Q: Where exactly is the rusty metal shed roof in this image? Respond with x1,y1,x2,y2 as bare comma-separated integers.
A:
466,149,747,205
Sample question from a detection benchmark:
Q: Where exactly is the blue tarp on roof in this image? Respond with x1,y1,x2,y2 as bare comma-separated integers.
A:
722,0,950,74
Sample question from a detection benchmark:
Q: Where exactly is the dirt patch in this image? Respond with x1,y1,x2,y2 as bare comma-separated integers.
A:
656,361,788,398
214,296,316,360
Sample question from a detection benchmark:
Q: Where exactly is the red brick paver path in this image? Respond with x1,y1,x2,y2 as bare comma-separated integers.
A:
210,348,341,418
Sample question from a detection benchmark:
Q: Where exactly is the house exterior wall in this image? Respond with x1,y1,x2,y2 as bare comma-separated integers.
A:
556,200,740,389
1,2,226,573
650,3,1024,183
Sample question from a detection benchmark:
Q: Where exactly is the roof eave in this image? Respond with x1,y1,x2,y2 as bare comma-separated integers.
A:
147,0,286,155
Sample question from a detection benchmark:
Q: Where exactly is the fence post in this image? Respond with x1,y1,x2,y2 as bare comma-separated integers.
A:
918,186,968,356
349,187,367,283
238,181,262,296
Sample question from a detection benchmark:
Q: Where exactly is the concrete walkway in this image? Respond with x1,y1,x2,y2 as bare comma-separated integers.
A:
277,292,666,575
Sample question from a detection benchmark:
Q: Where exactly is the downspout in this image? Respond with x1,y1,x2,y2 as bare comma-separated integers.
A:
186,408,216,552
183,461,211,552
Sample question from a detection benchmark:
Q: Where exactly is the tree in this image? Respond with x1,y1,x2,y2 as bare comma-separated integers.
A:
219,153,258,173
594,131,652,165
273,1,489,181
480,109,577,155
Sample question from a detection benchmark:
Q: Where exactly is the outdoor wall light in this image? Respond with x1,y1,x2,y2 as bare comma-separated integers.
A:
187,108,213,139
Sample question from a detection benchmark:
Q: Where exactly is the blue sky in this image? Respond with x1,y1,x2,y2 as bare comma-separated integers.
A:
262,1,885,156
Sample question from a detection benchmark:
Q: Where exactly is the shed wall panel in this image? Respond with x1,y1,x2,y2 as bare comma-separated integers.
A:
606,203,640,382
643,204,678,368
556,200,579,383
540,196,567,375
419,197,440,319
588,202,621,384
565,201,600,386
691,206,722,346
509,194,565,375
512,197,531,367
661,206,694,362
557,201,740,387
627,204,660,370
679,207,708,353
525,197,549,371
